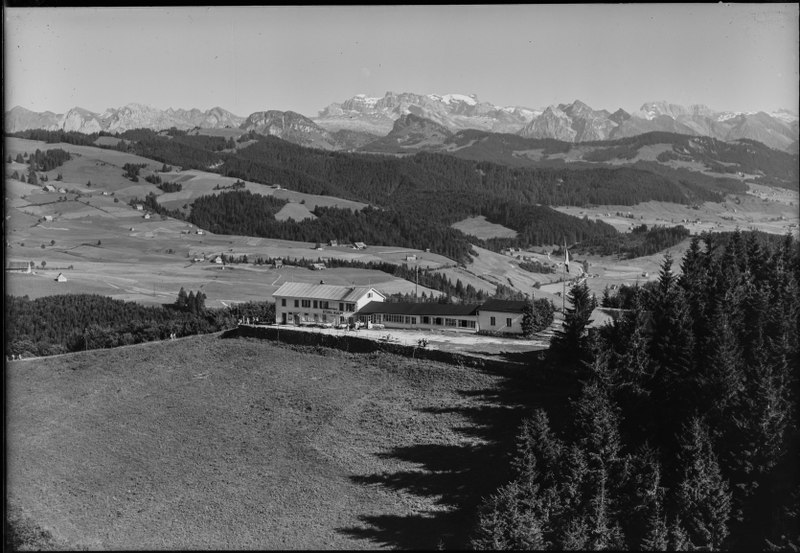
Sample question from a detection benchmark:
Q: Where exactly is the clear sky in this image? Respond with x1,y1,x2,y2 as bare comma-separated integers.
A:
4,4,798,117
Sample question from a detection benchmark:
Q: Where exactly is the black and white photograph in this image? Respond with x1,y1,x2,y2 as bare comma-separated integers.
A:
4,4,799,550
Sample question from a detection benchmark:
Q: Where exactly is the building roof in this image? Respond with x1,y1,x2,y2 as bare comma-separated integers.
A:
357,301,480,317
273,282,385,302
479,299,529,314
6,261,31,270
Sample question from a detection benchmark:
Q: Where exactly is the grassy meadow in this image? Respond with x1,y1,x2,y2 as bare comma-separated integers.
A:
5,334,565,550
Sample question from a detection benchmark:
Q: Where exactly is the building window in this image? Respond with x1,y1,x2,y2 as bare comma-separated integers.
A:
490,316,496,326
506,318,512,328
422,316,430,324
321,301,329,309
435,317,443,326
281,298,286,307
339,302,344,311
301,299,311,308
322,314,327,322
313,300,318,309
367,292,372,298
294,299,299,308
346,303,355,312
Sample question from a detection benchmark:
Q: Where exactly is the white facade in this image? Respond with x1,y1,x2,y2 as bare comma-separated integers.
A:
273,282,385,326
477,310,523,334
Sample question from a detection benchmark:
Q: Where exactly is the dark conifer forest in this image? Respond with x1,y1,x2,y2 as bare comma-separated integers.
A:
472,231,800,551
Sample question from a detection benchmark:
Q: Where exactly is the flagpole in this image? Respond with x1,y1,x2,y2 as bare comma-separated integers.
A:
562,239,567,312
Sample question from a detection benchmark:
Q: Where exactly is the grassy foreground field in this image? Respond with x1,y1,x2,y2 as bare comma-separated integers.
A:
6,334,565,550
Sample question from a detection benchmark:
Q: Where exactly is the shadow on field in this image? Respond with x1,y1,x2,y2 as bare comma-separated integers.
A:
336,362,576,550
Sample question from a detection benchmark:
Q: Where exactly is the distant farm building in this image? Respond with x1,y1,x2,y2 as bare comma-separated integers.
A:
6,261,33,274
353,242,367,250
405,254,417,262
329,240,338,247
195,230,205,235
43,215,53,222
44,184,57,192
311,263,327,271
214,256,224,264
55,273,68,282
273,259,284,269
274,282,386,326
134,204,144,211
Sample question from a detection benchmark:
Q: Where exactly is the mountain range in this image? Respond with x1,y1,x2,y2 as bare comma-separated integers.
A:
6,93,798,153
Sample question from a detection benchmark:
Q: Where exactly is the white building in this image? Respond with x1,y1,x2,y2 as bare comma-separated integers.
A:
477,299,528,334
273,282,385,326
356,301,479,331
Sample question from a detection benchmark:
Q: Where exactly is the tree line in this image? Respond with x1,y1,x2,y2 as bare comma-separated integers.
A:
4,293,275,358
472,230,799,550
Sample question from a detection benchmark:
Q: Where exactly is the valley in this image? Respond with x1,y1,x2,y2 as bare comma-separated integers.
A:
5,133,797,313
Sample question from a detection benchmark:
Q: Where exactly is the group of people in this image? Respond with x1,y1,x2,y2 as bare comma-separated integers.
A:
237,317,260,325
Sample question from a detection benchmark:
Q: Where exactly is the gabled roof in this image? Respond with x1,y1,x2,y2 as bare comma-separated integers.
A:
480,299,528,314
273,282,385,302
357,301,480,317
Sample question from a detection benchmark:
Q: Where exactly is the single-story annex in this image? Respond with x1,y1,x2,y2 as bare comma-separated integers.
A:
356,301,479,331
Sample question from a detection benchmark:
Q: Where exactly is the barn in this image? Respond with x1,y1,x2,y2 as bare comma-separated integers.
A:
6,261,33,274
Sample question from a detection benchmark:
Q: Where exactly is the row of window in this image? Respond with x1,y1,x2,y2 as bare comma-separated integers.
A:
280,298,355,312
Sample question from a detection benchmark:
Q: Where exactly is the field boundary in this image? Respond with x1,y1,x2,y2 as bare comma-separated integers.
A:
229,325,575,385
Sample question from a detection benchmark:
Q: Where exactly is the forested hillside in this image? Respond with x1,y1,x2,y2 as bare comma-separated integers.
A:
473,230,800,551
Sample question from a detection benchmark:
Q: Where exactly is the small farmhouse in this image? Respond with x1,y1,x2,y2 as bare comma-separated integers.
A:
273,259,284,269
55,273,68,282
6,261,33,274
329,240,338,247
311,263,326,271
134,204,144,211
214,256,224,264
273,282,385,326
43,215,53,222
353,242,367,250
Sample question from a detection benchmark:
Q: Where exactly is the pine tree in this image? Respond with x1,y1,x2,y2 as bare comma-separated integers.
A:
550,280,596,369
176,287,188,310
675,417,732,551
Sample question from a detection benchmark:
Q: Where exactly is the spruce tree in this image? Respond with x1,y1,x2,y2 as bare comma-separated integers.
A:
675,417,732,551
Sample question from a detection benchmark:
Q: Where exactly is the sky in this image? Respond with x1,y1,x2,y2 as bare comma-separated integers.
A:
4,4,799,117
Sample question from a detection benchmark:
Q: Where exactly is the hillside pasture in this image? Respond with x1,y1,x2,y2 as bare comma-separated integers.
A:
451,215,518,240
274,201,318,222
6,336,545,549
553,192,799,236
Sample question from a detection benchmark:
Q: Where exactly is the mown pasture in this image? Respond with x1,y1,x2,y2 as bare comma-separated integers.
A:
6,334,565,550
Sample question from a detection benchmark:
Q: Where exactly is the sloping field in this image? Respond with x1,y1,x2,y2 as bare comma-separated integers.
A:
451,215,518,240
275,201,318,222
6,335,547,550
553,193,799,236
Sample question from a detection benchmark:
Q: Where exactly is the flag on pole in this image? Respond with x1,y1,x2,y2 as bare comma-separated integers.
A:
564,241,570,273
